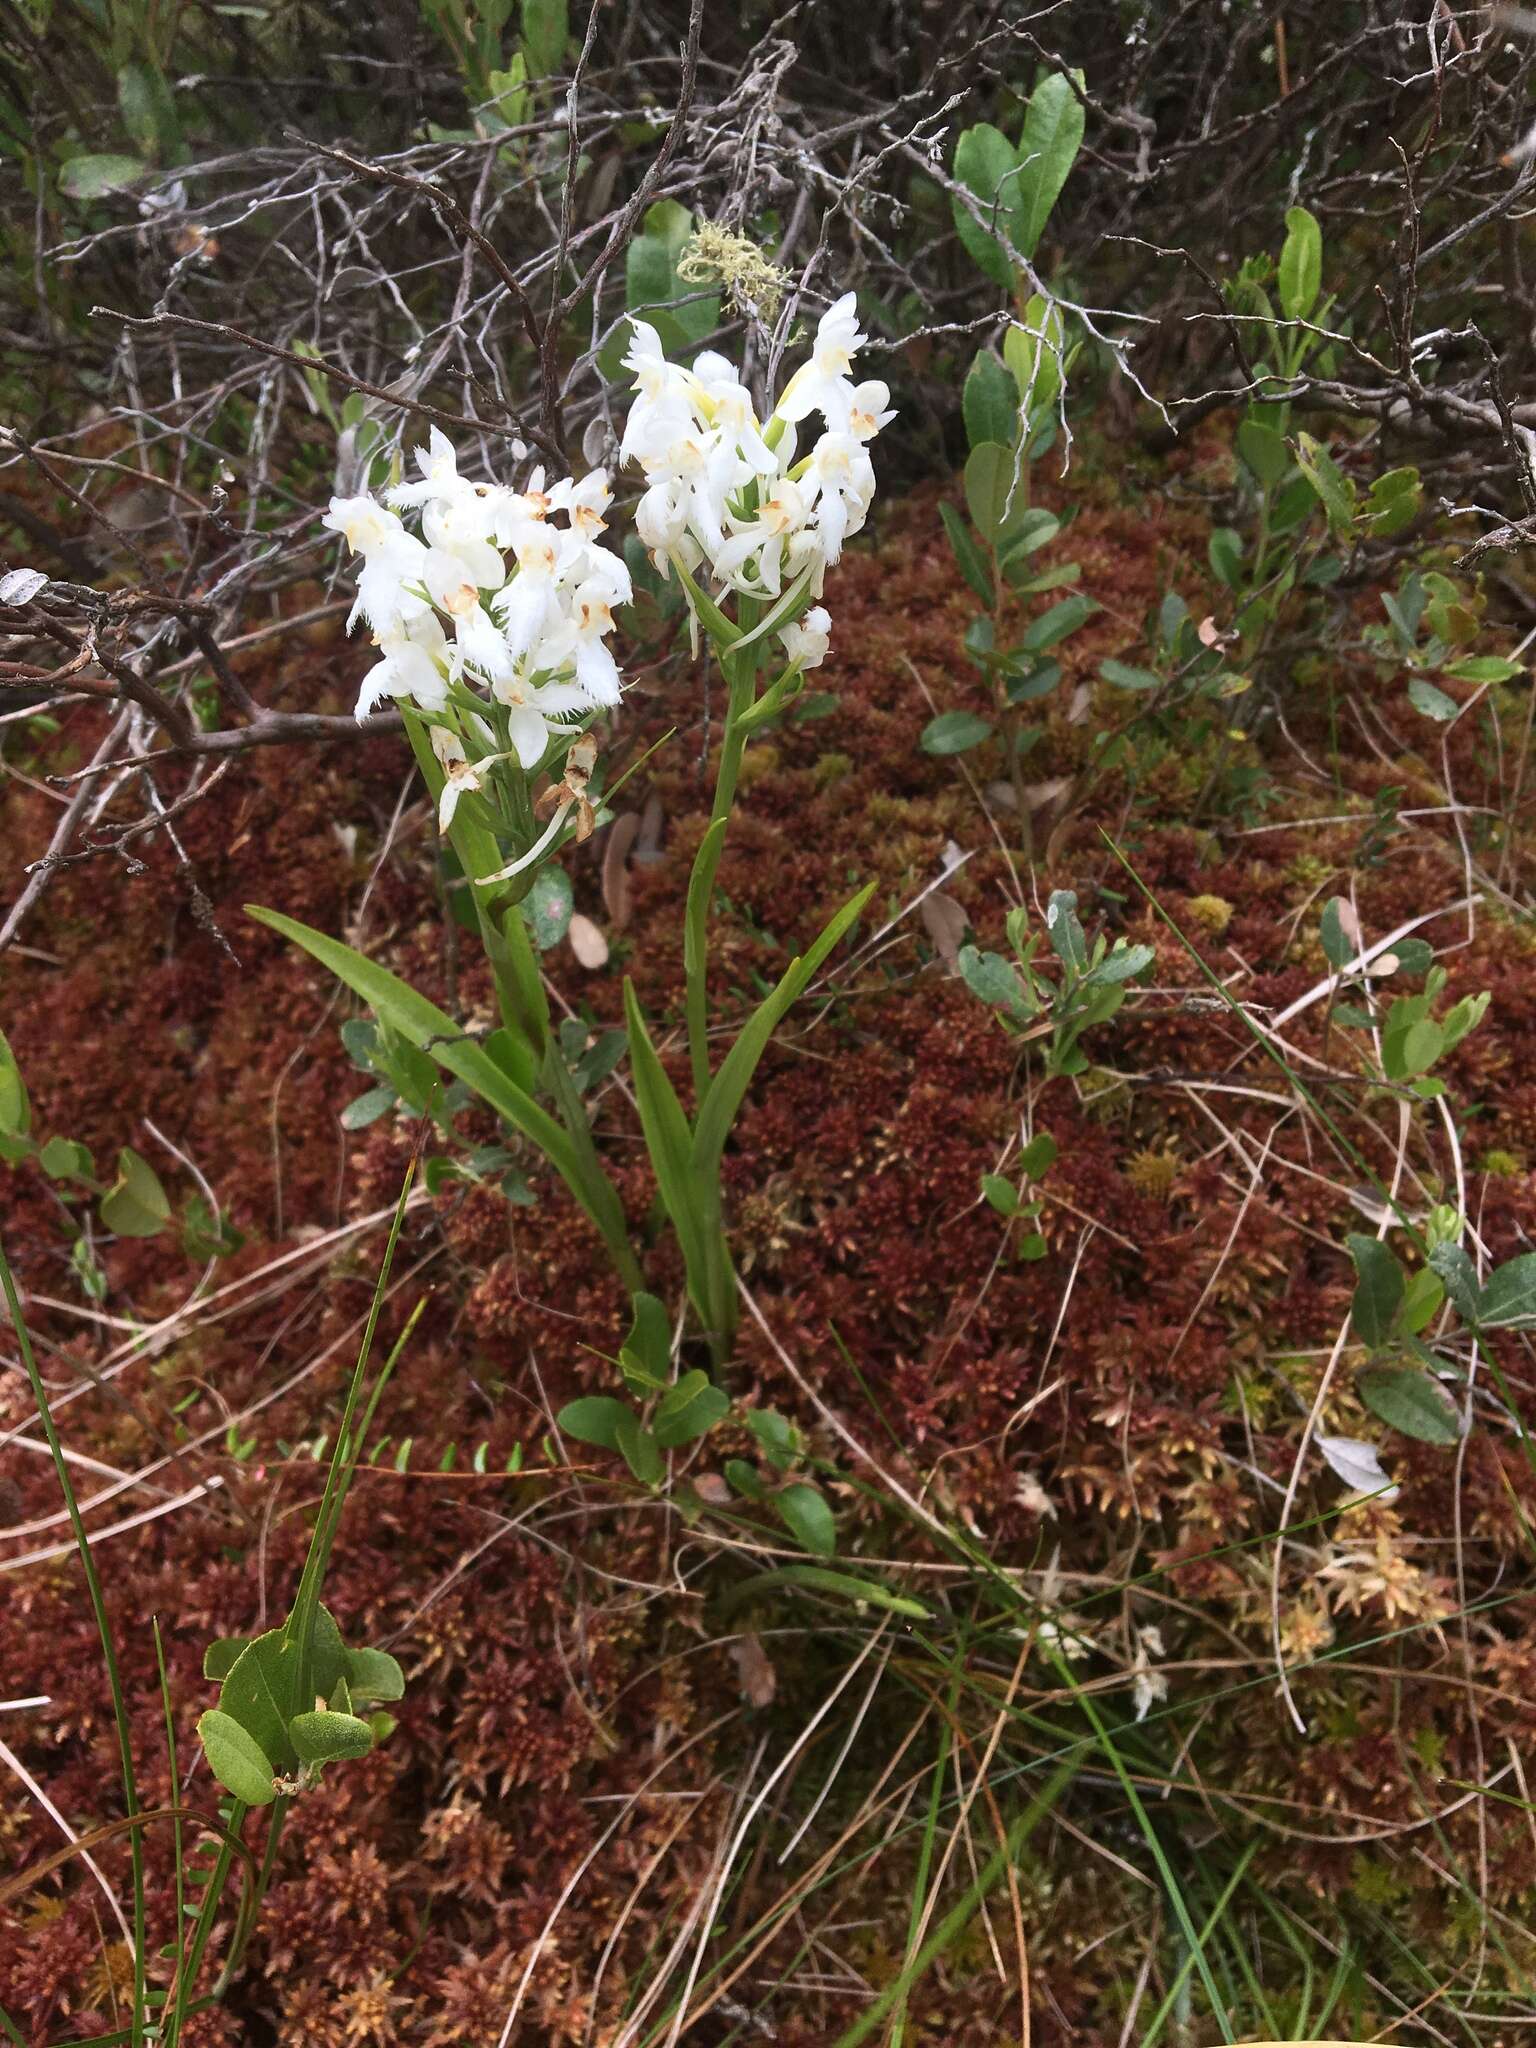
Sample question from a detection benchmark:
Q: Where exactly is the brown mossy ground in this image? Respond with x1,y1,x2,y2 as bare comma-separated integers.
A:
4,441,1536,2042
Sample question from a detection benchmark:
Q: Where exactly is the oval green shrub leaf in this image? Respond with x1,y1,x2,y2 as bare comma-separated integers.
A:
921,711,993,757
198,1709,277,1807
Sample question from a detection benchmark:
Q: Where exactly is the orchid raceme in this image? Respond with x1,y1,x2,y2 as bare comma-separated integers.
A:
323,430,629,772
620,291,894,648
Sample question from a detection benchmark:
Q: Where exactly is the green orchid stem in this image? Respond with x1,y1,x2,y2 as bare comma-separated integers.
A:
0,1229,148,2046
683,627,763,1360
686,641,761,1101
463,860,638,1290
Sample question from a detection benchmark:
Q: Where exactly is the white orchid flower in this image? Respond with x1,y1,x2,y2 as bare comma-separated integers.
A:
449,601,516,686
622,320,699,409
331,432,628,754
550,469,613,540
388,427,479,512
488,672,589,769
355,611,451,719
430,727,503,832
323,495,431,633
712,478,809,596
423,535,505,616
780,605,831,670
692,352,779,476
774,292,868,424
494,532,567,658
784,525,828,600
844,379,897,441
802,431,875,563
488,468,555,550
571,541,632,610
546,580,624,705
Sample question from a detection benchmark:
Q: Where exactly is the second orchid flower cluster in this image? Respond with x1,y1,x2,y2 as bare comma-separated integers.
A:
622,291,894,674
321,292,892,887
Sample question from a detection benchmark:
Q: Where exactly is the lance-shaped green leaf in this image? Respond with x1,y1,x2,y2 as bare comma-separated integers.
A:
59,153,150,201
247,906,629,1263
1428,1241,1480,1322
921,710,993,756
625,1290,673,1385
999,507,1061,564
719,1565,929,1620
1293,432,1356,535
776,1481,837,1558
1357,1365,1460,1445
1237,417,1290,485
692,883,875,1180
520,0,568,77
951,122,1020,287
0,1026,29,1142
622,979,716,1301
962,351,1018,452
1044,891,1089,972
1021,593,1097,652
1004,296,1066,417
1278,205,1323,321
940,502,994,605
964,442,1031,545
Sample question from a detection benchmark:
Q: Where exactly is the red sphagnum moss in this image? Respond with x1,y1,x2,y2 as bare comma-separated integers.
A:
5,454,1536,2041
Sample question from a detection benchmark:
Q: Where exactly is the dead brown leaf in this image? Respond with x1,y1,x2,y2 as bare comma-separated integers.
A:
730,1631,777,1709
601,811,640,928
919,891,967,967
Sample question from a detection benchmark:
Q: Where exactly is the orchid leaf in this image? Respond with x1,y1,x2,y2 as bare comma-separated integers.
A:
692,883,875,1179
246,906,629,1264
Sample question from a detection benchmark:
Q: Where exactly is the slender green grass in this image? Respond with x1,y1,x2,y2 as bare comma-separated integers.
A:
0,1228,148,2045
0,1161,422,2046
